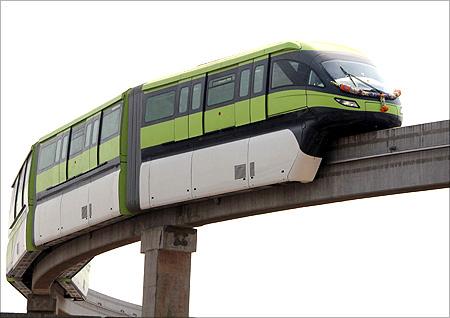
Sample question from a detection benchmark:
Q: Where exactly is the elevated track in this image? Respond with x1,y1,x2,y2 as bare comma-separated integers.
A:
14,120,450,316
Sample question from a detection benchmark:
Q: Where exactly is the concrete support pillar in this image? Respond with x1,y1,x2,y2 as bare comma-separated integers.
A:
141,226,197,317
27,294,58,316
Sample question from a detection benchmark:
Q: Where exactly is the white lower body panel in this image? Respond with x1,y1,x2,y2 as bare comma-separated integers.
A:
34,169,121,247
6,212,28,274
139,129,322,210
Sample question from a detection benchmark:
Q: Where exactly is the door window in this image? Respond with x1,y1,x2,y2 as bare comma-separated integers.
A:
253,65,265,94
207,74,235,106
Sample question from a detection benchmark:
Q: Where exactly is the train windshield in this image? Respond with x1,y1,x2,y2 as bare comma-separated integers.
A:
322,60,391,93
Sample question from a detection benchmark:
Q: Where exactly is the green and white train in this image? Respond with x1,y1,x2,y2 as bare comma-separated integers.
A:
6,41,402,298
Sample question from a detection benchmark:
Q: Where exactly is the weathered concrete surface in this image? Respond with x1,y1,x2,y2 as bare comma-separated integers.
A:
31,120,450,295
141,226,197,317
26,294,57,314
57,289,141,317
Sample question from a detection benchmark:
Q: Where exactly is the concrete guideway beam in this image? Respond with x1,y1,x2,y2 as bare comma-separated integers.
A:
30,120,449,297
140,226,197,317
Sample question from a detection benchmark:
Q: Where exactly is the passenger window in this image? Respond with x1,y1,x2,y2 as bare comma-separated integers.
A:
253,65,265,94
55,138,62,162
239,69,250,97
38,138,58,171
15,165,26,216
23,156,31,206
92,118,100,145
308,70,325,87
61,135,69,160
207,74,235,106
192,83,202,110
101,104,122,142
85,123,92,148
70,122,86,157
145,92,175,122
179,87,189,114
271,60,307,89
9,178,18,226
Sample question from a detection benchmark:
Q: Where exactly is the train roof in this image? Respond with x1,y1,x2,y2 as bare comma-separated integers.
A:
38,41,363,143
39,94,123,143
141,41,364,91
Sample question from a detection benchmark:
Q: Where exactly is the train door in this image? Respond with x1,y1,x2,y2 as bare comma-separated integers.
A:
68,120,89,179
204,69,237,133
235,63,252,126
189,76,205,138
174,79,191,141
249,56,269,123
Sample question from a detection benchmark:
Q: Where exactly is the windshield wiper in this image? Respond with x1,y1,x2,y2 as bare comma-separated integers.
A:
339,65,357,87
339,65,387,95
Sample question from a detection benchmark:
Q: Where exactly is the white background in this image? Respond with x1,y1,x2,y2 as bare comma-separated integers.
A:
1,1,449,316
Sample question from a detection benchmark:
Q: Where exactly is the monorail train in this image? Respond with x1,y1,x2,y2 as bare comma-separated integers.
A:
6,41,402,297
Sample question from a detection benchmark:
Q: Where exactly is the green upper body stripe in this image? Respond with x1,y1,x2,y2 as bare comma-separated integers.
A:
35,136,120,193
140,89,401,149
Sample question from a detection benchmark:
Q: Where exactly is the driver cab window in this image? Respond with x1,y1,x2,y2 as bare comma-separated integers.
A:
308,70,324,88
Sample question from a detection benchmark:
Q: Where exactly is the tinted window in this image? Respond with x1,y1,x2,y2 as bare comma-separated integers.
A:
145,92,175,122
15,165,26,216
55,138,62,162
271,60,307,88
23,156,31,206
9,178,18,226
192,83,202,110
207,74,235,106
179,87,189,114
101,105,122,142
61,135,69,160
239,69,250,97
85,123,92,148
70,122,85,156
92,118,100,145
308,70,324,87
38,138,57,171
253,65,265,94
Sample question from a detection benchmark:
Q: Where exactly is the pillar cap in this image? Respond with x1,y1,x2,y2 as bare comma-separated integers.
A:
141,226,197,253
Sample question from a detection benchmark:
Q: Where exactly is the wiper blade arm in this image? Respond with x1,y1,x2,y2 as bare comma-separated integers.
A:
339,65,387,95
340,65,357,87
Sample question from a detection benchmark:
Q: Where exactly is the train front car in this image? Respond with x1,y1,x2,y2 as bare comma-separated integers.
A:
300,43,402,150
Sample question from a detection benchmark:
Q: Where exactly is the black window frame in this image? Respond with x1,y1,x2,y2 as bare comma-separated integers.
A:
239,67,251,98
206,69,237,109
308,69,325,88
60,131,70,161
100,103,122,144
251,59,269,98
142,88,176,125
177,84,191,116
37,135,60,173
91,117,100,146
10,152,31,228
270,58,309,90
9,175,19,227
69,121,86,158
268,51,309,93
190,78,205,113
84,121,93,149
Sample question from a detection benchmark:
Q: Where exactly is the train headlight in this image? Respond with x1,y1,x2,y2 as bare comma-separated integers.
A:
334,98,360,108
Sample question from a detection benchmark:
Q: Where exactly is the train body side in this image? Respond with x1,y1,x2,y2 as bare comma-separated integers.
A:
6,42,403,298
